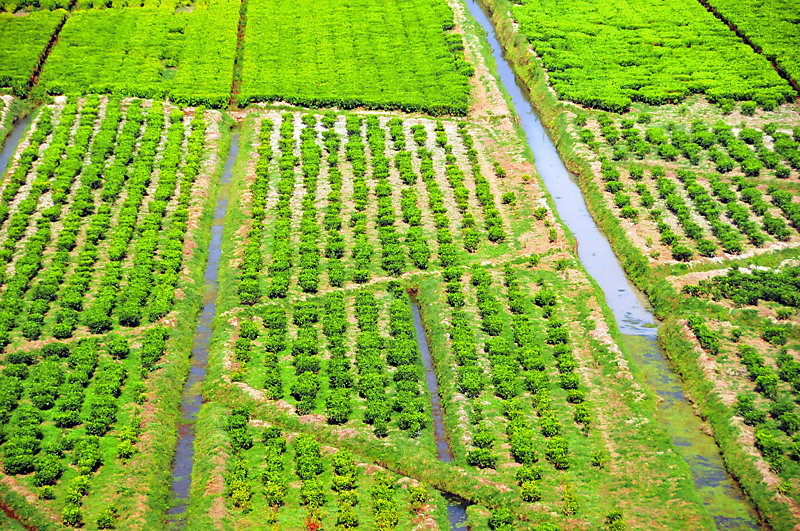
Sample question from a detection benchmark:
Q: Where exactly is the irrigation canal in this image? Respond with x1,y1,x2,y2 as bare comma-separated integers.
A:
166,125,241,527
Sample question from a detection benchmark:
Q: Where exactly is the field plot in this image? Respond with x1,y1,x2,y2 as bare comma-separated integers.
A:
183,108,713,530
478,0,800,524
38,0,239,107
238,0,472,115
0,11,66,96
564,99,800,265
509,0,794,112
0,96,228,529
666,260,800,526
556,74,800,531
701,0,800,86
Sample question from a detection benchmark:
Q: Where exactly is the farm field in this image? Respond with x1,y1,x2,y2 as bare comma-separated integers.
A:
37,0,240,107
508,0,795,112
0,10,66,96
0,0,798,528
474,0,800,526
701,0,800,85
187,109,712,530
238,0,473,114
0,96,230,529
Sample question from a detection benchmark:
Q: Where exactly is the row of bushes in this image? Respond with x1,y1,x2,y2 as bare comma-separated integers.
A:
386,286,427,437
239,118,273,304
323,293,353,425
345,115,373,284
458,123,506,243
297,114,323,293
321,112,347,288
288,300,322,415
52,100,145,338
266,114,297,298
224,407,254,509
262,306,285,400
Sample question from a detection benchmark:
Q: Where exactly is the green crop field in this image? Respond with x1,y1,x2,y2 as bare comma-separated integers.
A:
184,110,712,529
238,0,473,114
702,0,800,84
510,0,795,112
0,11,65,95
0,0,798,528
38,0,238,107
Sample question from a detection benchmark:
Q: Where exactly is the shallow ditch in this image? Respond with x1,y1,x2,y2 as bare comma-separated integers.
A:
409,293,470,530
463,0,761,527
166,125,241,526
0,114,31,177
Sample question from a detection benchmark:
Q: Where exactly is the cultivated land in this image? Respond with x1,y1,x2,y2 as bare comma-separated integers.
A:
0,96,226,528
473,0,800,527
185,108,712,529
0,0,798,528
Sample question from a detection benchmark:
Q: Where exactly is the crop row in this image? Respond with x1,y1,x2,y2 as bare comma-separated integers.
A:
585,114,800,179
685,266,800,309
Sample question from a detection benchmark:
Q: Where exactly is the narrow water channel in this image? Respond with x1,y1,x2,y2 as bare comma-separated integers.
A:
0,114,32,177
166,125,240,526
463,0,760,528
409,295,469,531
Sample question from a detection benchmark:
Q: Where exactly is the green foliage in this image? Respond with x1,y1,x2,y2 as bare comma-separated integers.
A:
39,0,239,107
239,0,470,115
511,0,793,111
687,316,720,355
0,11,66,96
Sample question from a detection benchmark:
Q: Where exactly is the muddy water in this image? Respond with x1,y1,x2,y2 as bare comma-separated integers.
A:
463,0,760,528
409,296,469,531
166,126,240,526
0,114,31,178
